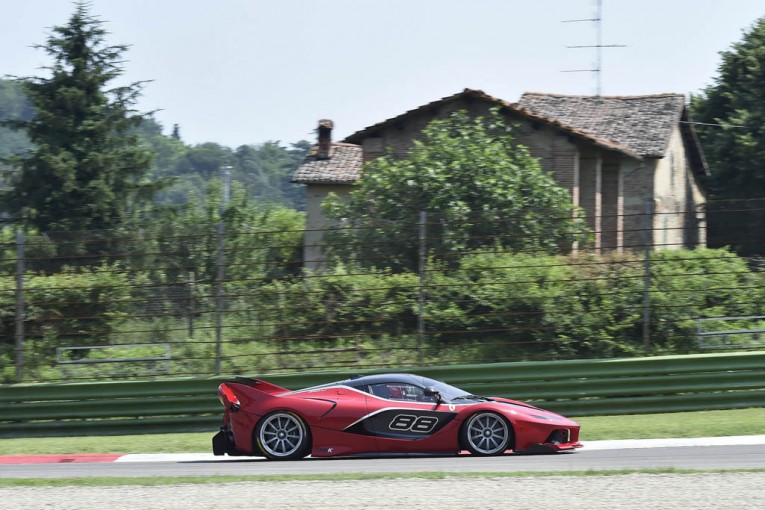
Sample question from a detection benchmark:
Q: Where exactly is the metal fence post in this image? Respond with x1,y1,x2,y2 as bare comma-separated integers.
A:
642,199,653,353
417,211,427,363
15,231,25,381
214,167,231,374
214,221,225,374
188,271,195,338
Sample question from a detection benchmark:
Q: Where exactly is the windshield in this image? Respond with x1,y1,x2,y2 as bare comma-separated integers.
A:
415,376,482,402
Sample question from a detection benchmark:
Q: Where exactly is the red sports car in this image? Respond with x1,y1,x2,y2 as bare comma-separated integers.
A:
212,373,582,460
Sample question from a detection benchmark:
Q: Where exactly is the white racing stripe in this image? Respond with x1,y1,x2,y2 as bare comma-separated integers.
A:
114,435,765,462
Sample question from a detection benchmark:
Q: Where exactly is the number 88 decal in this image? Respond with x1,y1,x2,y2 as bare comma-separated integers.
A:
389,414,439,433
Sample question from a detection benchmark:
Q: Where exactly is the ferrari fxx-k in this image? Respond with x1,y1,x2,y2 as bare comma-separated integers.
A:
212,373,582,460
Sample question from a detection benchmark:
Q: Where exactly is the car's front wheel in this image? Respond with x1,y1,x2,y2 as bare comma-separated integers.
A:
255,411,311,460
461,412,513,455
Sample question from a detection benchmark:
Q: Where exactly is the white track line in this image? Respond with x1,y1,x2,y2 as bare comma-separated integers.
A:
582,434,765,451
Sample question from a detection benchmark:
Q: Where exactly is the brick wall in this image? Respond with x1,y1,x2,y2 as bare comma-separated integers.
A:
601,159,622,251
621,159,655,250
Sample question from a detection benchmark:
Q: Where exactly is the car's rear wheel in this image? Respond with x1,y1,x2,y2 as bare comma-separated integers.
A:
461,412,513,455
255,411,311,460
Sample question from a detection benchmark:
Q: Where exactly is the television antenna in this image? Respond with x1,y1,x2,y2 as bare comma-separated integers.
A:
562,0,625,96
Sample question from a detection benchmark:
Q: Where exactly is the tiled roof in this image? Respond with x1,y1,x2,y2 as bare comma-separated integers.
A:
291,143,363,184
517,92,686,158
343,89,514,144
295,89,707,186
344,88,642,159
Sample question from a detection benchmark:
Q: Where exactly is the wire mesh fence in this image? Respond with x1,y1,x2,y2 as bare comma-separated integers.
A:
1,201,764,383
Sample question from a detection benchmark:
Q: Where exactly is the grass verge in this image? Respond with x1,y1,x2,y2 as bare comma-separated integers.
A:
574,407,765,440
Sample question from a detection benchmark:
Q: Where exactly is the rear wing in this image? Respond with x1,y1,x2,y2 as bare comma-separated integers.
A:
225,377,291,395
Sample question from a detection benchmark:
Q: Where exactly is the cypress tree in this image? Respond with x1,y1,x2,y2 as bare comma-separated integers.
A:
2,2,156,231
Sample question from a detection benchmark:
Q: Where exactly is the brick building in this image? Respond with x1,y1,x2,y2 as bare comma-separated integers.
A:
292,89,709,268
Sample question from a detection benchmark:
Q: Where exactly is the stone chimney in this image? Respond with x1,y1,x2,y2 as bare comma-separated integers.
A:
317,119,333,160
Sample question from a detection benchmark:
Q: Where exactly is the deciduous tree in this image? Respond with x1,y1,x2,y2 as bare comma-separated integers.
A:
690,16,765,254
323,109,588,270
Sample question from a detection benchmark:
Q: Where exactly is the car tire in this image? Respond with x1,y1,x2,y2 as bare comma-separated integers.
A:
255,411,311,460
460,412,513,456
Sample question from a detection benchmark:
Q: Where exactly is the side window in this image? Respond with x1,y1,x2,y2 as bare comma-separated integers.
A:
369,383,391,398
369,383,434,402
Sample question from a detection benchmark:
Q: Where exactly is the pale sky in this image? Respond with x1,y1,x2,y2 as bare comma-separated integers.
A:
3,1,764,148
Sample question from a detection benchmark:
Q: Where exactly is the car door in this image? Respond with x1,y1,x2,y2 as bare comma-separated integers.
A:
307,384,380,457
363,382,459,453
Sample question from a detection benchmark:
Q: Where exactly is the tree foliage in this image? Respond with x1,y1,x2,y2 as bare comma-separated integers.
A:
235,140,310,210
1,3,158,231
135,138,308,210
143,179,305,286
0,80,34,160
323,109,588,270
0,4,310,219
132,116,187,181
691,17,765,199
690,16,765,254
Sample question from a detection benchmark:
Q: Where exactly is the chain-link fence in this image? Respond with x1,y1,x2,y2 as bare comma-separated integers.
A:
1,202,764,383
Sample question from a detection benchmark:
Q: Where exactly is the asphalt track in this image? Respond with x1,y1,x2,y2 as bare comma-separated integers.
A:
2,436,764,479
